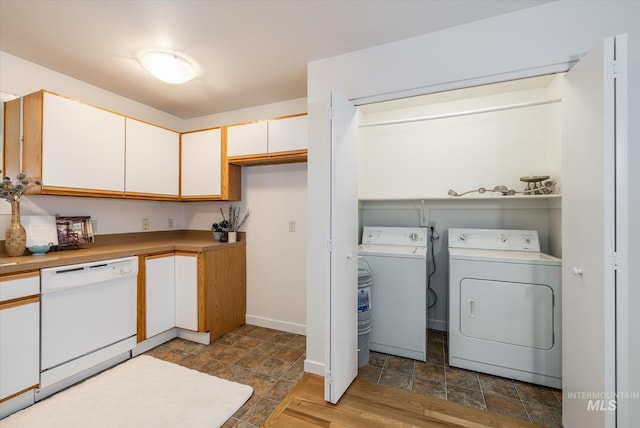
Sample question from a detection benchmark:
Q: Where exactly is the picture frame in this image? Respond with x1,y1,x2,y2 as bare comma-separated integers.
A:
55,215,94,248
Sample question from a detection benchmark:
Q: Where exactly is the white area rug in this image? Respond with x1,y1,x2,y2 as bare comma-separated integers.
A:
2,355,253,428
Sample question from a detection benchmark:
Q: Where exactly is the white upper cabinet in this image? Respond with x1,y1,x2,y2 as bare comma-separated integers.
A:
226,121,268,157
39,92,126,195
226,115,307,162
268,115,308,153
125,118,179,198
181,128,222,198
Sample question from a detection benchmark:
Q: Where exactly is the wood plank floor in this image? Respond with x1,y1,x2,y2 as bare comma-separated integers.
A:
264,373,544,427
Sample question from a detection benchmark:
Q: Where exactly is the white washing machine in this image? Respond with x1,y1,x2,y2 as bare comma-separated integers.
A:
448,228,562,388
358,226,428,361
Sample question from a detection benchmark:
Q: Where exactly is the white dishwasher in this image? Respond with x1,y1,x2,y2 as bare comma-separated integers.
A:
39,257,138,394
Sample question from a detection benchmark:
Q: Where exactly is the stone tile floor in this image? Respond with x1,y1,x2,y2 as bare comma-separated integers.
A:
357,329,562,428
147,326,561,427
145,324,305,427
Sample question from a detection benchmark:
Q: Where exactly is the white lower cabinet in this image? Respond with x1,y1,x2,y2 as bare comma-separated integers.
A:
175,253,198,331
144,252,198,339
145,254,176,338
0,272,40,404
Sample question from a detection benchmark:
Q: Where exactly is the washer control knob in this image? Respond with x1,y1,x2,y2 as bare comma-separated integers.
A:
409,232,418,242
524,237,532,245
458,234,468,243
572,267,583,276
500,234,507,243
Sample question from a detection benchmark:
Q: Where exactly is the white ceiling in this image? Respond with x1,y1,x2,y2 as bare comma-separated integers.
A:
0,0,552,119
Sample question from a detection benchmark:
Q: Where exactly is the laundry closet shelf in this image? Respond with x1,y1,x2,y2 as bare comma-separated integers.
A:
359,194,561,202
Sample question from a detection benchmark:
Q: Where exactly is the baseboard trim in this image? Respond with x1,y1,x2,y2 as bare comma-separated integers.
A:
245,314,306,335
304,359,325,377
177,329,210,345
132,329,178,356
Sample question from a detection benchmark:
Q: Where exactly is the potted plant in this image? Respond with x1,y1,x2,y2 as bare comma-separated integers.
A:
211,219,229,242
220,206,250,243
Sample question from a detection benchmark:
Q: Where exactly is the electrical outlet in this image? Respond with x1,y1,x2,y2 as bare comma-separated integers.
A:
289,220,296,232
141,218,150,231
168,218,174,229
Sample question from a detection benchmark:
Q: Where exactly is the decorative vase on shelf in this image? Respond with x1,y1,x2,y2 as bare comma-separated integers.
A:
5,200,27,257
227,231,237,243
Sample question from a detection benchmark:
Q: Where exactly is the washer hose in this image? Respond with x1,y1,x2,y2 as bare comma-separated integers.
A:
427,227,438,309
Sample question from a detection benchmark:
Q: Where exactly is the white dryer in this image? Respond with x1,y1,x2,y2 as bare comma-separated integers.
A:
448,228,562,388
358,227,428,362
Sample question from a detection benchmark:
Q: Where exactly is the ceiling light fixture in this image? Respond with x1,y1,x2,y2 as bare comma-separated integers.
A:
140,51,197,84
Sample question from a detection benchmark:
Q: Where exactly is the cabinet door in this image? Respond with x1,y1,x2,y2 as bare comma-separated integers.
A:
125,119,179,198
145,254,176,338
175,253,199,331
268,115,307,153
181,129,222,198
42,92,125,194
227,121,268,157
0,300,39,400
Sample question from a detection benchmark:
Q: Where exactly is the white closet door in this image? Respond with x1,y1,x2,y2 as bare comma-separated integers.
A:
325,92,358,403
562,35,624,428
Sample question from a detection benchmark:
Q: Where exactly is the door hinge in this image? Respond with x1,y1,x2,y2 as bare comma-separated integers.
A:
328,107,334,120
325,370,333,384
612,252,623,270
327,239,333,253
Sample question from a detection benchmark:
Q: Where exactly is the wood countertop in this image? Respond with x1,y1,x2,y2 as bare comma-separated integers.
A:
0,230,245,275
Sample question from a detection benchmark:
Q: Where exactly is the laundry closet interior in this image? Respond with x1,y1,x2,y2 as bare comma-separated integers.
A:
355,72,564,346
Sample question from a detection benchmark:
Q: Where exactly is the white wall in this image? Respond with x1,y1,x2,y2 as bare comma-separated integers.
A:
0,52,182,130
243,163,307,334
306,4,639,425
358,78,563,199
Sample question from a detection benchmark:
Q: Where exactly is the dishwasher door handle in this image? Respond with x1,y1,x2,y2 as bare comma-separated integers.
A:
54,266,85,274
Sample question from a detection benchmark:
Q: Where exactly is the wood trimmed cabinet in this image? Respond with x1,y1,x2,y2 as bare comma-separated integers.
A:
23,90,126,197
0,271,40,408
143,253,176,339
180,128,241,201
17,90,303,201
125,118,180,200
137,245,246,343
20,90,241,201
227,114,308,166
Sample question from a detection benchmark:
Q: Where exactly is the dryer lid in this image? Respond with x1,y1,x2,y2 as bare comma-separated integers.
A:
448,247,561,266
